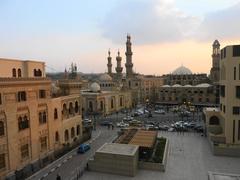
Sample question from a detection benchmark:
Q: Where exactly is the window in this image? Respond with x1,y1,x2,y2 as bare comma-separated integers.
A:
0,93,2,105
54,108,58,119
71,127,75,138
234,67,236,80
64,130,69,141
12,68,16,77
18,69,21,77
39,111,47,124
40,136,47,151
239,64,240,80
224,48,226,58
0,122,4,136
17,91,27,102
238,120,240,141
111,99,114,109
233,45,240,57
233,107,240,115
223,105,226,113
18,116,29,131
77,125,80,135
75,101,79,113
120,97,123,107
0,154,5,169
69,102,74,115
220,85,225,97
39,90,46,99
198,98,202,102
209,116,220,125
233,120,235,143
55,131,59,142
236,86,240,98
21,144,29,159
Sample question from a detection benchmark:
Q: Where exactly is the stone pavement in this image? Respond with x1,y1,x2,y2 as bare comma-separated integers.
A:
81,131,240,180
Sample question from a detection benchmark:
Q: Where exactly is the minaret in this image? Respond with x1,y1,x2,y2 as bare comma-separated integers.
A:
125,34,133,78
210,40,220,82
115,50,123,79
107,49,112,75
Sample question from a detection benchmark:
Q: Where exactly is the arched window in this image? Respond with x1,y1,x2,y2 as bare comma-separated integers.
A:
39,112,42,124
100,101,104,111
23,115,29,129
71,127,75,138
38,69,42,77
89,101,93,112
0,122,4,136
43,111,47,123
64,130,69,141
12,68,16,77
76,125,80,135
209,116,220,125
111,98,114,109
18,69,21,77
120,97,123,107
69,102,74,115
33,69,37,76
55,131,59,142
75,101,79,113
54,108,58,119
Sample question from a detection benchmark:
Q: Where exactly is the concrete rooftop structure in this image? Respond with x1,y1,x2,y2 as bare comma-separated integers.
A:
97,143,139,156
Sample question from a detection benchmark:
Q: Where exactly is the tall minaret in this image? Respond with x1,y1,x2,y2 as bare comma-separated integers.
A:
125,34,133,78
210,40,220,82
107,49,112,75
115,50,123,79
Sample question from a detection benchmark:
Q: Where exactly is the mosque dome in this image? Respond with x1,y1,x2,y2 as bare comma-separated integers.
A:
172,65,192,75
90,82,101,92
99,73,112,82
195,83,211,88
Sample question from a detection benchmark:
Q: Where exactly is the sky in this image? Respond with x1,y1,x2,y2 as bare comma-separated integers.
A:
0,0,240,75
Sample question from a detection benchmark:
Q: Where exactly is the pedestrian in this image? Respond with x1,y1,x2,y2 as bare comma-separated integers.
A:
56,174,61,180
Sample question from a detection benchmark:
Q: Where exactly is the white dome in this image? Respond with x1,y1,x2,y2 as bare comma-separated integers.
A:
172,66,192,75
195,83,211,88
184,84,192,87
172,84,182,87
99,73,112,82
162,85,171,87
90,82,101,92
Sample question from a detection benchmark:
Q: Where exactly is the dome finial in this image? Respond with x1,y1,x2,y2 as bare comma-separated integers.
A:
108,48,111,56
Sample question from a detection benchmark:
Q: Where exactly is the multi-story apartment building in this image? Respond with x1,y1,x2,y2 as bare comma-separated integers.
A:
0,58,83,179
204,45,240,156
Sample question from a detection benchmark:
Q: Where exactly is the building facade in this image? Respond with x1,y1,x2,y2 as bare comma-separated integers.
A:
204,45,240,156
0,58,84,179
81,82,132,116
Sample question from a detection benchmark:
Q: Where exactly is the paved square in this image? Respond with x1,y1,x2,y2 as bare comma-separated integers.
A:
82,132,240,180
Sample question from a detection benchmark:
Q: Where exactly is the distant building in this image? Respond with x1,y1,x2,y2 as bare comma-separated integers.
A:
204,44,240,156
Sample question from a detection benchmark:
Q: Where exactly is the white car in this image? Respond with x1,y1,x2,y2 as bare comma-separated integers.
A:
154,109,165,114
123,116,133,121
117,122,129,128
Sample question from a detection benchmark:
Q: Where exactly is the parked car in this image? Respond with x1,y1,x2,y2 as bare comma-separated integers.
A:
117,122,129,128
154,109,165,114
123,116,134,121
83,119,92,125
77,144,90,154
100,120,112,126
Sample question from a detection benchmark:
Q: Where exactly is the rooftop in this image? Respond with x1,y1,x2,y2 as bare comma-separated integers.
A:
97,143,139,156
129,130,157,148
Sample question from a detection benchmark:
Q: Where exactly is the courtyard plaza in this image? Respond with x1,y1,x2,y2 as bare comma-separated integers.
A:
81,131,240,180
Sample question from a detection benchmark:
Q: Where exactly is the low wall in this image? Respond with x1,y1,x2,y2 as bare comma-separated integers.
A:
139,139,169,172
209,141,240,157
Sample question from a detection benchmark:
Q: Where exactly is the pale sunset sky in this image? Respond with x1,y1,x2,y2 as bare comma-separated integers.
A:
0,0,240,75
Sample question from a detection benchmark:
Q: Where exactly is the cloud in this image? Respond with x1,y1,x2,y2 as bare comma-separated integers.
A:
101,0,200,44
197,2,240,41
101,0,240,44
